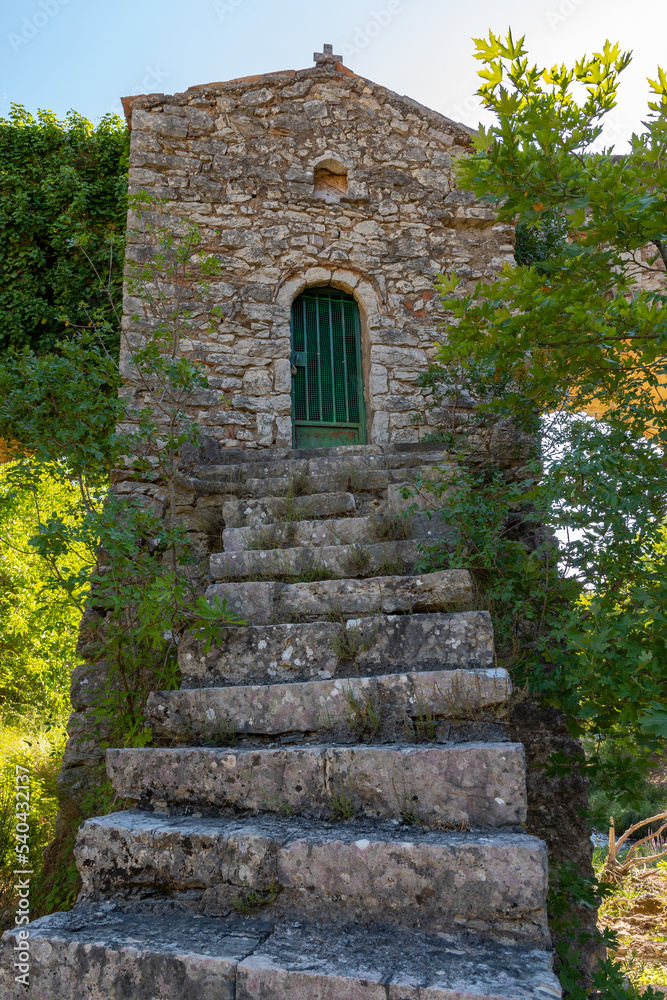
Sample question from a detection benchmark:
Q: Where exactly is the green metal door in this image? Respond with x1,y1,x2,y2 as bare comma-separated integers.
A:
291,287,367,449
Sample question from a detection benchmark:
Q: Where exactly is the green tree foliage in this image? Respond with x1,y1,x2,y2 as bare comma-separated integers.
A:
442,32,667,441
418,32,667,777
411,34,667,995
0,199,241,919
0,463,83,721
0,105,128,354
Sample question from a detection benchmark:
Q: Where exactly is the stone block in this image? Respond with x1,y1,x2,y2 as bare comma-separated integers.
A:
221,492,356,528
274,568,473,622
222,515,371,552
209,539,419,581
145,667,510,737
206,580,275,623
106,741,526,827
132,109,189,138
236,922,562,1000
0,908,260,1000
205,568,471,625
178,611,494,687
0,912,560,1000
74,811,549,943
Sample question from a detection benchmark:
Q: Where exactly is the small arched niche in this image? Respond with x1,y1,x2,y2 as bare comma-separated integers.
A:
313,158,348,203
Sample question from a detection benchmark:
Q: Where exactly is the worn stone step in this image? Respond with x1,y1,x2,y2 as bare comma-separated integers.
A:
223,514,370,551
240,462,450,502
236,922,561,1000
0,907,562,999
198,467,442,502
210,538,420,581
243,470,390,497
0,907,266,1000
75,811,549,945
179,611,494,688
146,667,510,740
107,741,526,828
206,567,472,624
194,444,450,489
221,511,447,552
222,491,356,529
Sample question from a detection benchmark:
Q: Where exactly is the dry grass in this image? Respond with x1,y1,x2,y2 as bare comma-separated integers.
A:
329,784,357,821
246,522,298,551
369,513,412,542
328,616,379,661
344,685,382,739
342,544,372,578
595,852,667,989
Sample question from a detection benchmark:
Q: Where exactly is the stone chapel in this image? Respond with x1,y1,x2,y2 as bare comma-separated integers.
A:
0,46,583,1000
120,42,515,451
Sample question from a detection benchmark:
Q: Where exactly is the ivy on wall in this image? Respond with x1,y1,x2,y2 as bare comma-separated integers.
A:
0,105,128,355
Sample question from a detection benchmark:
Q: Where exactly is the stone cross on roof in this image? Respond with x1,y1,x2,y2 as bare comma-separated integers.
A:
314,43,342,66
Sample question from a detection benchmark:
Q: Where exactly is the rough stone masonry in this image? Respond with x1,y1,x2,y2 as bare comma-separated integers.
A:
3,45,600,1000
120,42,516,448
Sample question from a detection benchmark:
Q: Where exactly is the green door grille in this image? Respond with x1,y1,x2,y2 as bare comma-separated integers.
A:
291,288,366,449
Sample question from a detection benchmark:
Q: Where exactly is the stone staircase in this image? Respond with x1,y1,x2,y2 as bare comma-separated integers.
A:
0,444,563,999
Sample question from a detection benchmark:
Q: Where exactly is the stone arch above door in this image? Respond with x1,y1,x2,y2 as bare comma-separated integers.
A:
277,267,384,446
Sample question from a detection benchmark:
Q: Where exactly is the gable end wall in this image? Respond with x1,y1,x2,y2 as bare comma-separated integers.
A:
123,65,515,448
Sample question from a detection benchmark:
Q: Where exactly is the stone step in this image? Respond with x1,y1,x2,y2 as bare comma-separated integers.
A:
206,567,472,624
0,907,265,1000
223,514,369,551
179,611,494,688
146,667,511,740
221,512,446,552
0,908,562,999
210,539,420,581
222,491,356,529
107,741,526,828
75,811,550,945
192,444,450,490
242,471,387,497
196,467,440,502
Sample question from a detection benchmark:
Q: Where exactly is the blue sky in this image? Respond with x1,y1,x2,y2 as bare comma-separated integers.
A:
1,0,664,147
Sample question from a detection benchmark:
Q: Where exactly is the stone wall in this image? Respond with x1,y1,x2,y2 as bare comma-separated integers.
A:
122,55,515,449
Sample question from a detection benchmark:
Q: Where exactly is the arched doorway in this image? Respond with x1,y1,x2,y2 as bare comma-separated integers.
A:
290,287,367,449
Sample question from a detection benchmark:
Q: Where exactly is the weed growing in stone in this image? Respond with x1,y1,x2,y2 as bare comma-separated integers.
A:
376,556,407,577
329,785,357,821
245,521,299,551
247,524,282,550
328,615,379,661
344,685,381,739
343,544,372,577
283,470,311,497
231,881,281,914
275,495,313,523
404,704,438,742
262,795,295,817
391,776,422,826
200,715,238,749
370,512,411,541
400,803,420,826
